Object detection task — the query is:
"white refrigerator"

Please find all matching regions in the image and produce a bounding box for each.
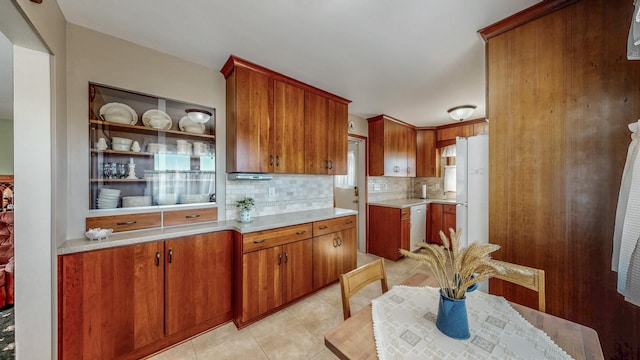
[456,134,489,250]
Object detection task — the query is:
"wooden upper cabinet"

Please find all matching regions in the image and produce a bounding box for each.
[330,100,348,175]
[225,65,273,173]
[221,55,351,175]
[437,123,473,142]
[417,129,437,177]
[368,115,416,177]
[305,93,348,175]
[274,81,305,173]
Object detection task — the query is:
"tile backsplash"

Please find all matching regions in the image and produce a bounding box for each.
[368,176,445,202]
[226,174,333,220]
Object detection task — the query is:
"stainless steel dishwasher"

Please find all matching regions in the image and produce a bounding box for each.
[410,204,427,251]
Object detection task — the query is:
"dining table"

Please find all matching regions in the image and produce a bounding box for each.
[324,272,604,360]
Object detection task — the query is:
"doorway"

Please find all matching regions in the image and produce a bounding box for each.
[334,136,366,252]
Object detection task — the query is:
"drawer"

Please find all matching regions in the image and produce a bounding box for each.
[163,207,218,227]
[313,215,357,237]
[86,212,161,233]
[400,208,410,220]
[243,223,313,253]
[443,204,457,215]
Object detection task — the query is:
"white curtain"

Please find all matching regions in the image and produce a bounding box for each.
[613,120,640,306]
[335,150,355,188]
[443,166,456,193]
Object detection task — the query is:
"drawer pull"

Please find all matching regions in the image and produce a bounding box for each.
[296,230,307,235]
[253,239,266,244]
[319,225,328,230]
[116,221,137,226]
[185,214,201,219]
[345,220,353,224]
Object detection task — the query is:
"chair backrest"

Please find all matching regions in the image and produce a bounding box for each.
[340,258,388,320]
[493,260,546,312]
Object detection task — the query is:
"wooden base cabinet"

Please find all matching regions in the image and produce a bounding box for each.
[428,203,456,244]
[312,215,357,289]
[58,232,233,360]
[234,223,314,327]
[368,206,410,261]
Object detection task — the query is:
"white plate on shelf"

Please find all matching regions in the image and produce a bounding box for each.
[99,102,138,125]
[142,110,172,130]
[178,116,206,134]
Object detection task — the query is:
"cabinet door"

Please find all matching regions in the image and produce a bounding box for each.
[406,126,417,177]
[283,239,313,302]
[228,66,274,173]
[329,99,349,175]
[368,205,403,261]
[313,232,342,289]
[384,120,407,176]
[429,203,444,244]
[165,232,233,335]
[241,246,284,322]
[417,130,437,177]
[305,92,331,174]
[442,204,457,236]
[274,81,305,174]
[59,242,164,359]
[337,227,357,275]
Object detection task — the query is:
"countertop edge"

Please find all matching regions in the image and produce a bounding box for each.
[368,198,457,208]
[58,208,357,255]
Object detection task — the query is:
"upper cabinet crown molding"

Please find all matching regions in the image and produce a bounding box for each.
[221,55,351,105]
[478,0,579,42]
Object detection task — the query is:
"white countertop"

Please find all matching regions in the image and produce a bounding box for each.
[58,207,357,255]
[368,198,456,208]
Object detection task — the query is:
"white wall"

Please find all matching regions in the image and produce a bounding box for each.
[0,119,13,174]
[13,45,52,360]
[66,24,226,239]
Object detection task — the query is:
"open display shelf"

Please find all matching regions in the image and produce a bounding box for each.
[89,83,216,211]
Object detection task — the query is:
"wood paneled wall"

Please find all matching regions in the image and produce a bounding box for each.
[486,0,640,358]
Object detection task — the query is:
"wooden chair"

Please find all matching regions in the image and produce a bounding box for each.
[493,260,546,312]
[340,258,388,320]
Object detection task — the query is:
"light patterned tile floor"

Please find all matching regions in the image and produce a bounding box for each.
[147,251,431,360]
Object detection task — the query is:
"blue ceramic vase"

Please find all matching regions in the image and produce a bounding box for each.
[435,290,470,340]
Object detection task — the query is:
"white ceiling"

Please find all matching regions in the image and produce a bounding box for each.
[55,0,538,126]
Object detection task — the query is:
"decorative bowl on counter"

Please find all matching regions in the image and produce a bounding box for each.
[85,228,113,241]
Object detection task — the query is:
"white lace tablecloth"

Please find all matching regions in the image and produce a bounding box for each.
[371,285,572,360]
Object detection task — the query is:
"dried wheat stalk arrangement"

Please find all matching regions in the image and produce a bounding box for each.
[400,228,523,300]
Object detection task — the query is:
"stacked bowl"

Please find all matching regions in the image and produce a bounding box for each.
[97,188,120,209]
[111,137,133,151]
[122,196,152,208]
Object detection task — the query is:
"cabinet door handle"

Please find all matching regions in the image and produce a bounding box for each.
[393,166,400,173]
[407,167,411,173]
[337,237,343,246]
[270,155,274,166]
[296,230,306,235]
[156,251,161,267]
[284,251,288,264]
[276,155,280,167]
[319,225,328,230]
[185,214,200,219]
[117,221,137,226]
[329,160,334,169]
[253,239,266,244]
[278,253,282,265]
[333,238,338,247]
[168,248,173,263]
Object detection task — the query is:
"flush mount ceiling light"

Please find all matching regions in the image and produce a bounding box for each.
[447,105,477,121]
[185,109,213,123]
